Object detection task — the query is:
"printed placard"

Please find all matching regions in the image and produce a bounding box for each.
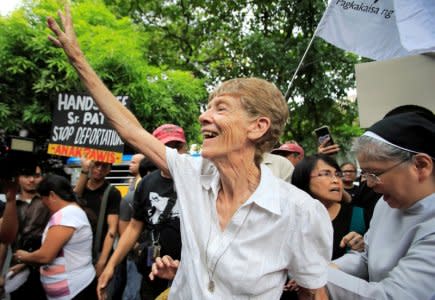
[48,93,129,163]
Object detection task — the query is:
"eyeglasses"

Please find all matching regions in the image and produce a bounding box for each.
[360,159,408,184]
[311,170,343,179]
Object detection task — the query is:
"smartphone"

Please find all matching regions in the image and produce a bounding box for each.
[314,125,334,147]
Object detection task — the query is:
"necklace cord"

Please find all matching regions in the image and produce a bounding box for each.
[205,203,254,291]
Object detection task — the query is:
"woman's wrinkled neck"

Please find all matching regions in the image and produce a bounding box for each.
[215,151,260,201]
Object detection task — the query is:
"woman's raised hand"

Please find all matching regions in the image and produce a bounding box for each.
[47,5,83,61]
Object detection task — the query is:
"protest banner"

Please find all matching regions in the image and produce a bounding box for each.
[47,93,129,163]
[285,0,435,99]
[316,0,435,61]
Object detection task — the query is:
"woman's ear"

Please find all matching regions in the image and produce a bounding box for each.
[413,154,433,182]
[49,190,57,200]
[248,117,271,141]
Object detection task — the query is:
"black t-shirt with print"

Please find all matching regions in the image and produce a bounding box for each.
[132,170,178,224]
[132,169,181,298]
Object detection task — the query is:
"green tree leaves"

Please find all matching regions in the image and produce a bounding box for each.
[0,0,205,147]
[1,0,364,157]
[106,0,363,154]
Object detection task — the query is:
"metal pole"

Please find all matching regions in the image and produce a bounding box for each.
[285,2,329,102]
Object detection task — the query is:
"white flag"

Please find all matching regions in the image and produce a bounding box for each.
[395,0,435,53]
[316,0,435,60]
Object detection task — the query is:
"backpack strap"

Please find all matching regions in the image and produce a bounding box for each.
[93,184,112,259]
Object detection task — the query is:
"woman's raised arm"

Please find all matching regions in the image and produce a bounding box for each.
[46,5,167,172]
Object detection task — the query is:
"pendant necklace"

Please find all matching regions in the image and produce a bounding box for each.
[205,203,253,293]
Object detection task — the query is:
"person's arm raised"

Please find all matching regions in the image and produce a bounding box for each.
[73,158,91,197]
[46,6,167,172]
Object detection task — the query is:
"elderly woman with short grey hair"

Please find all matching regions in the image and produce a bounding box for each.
[47,6,332,300]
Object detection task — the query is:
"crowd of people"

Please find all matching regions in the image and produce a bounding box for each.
[0,4,433,300]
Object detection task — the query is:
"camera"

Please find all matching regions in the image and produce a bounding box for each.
[0,132,37,181]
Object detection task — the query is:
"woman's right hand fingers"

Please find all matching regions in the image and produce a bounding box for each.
[340,232,364,251]
[47,5,82,59]
[149,255,179,281]
[47,16,63,47]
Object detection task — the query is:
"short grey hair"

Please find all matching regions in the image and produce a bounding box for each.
[351,135,413,162]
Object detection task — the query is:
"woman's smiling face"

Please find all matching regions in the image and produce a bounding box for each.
[358,157,415,209]
[199,94,254,160]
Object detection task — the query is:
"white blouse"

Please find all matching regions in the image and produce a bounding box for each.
[166,147,332,299]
